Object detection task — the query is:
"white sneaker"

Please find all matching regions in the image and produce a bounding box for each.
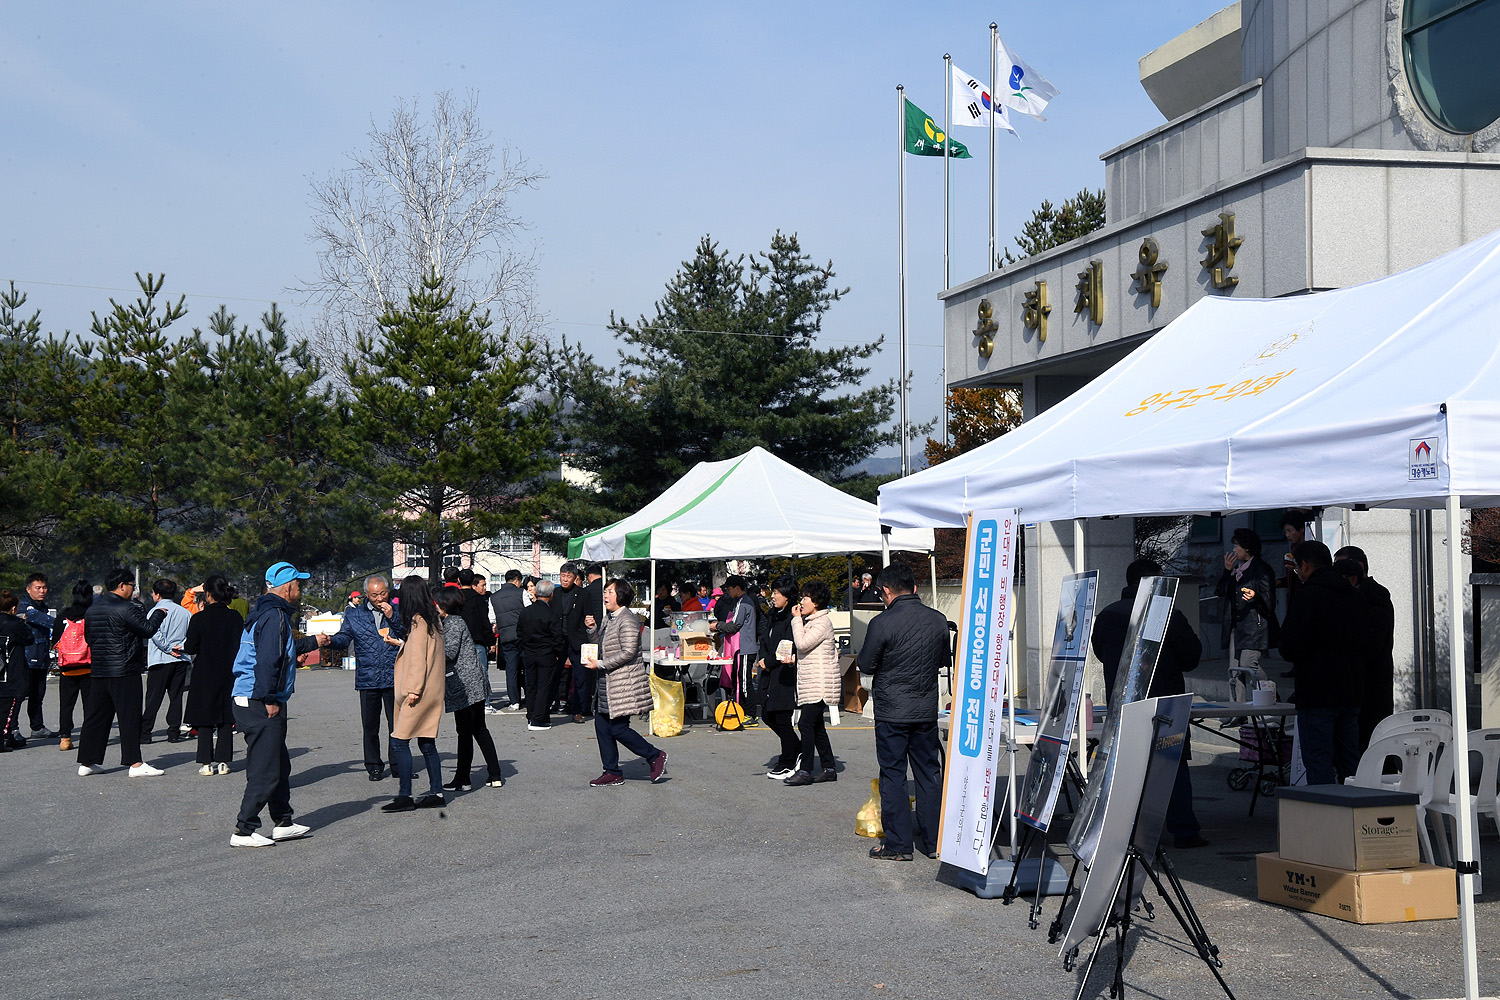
[128,762,164,777]
[216,762,231,775]
[271,822,311,841]
[229,831,276,848]
[198,764,215,776]
[485,705,503,716]
[77,764,104,776]
[766,767,796,780]
[527,723,549,731]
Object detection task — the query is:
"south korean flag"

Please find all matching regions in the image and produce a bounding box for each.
[950,61,1018,136]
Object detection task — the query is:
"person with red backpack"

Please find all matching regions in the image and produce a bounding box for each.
[49,580,94,752]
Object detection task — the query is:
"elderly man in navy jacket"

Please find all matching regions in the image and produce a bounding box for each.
[328,573,405,781]
[858,563,952,862]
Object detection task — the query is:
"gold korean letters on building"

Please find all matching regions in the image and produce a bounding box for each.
[1074,260,1104,326]
[1022,281,1051,342]
[1132,237,1169,308]
[974,298,998,358]
[1201,212,1243,290]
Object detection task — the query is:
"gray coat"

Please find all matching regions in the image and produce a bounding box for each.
[442,616,487,712]
[595,607,652,718]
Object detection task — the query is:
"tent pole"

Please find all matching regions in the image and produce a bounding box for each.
[1074,518,1088,778]
[847,556,854,610]
[882,526,891,568]
[930,552,939,605]
[649,559,657,675]
[1445,495,1479,1000]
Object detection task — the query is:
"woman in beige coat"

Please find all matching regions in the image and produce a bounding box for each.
[584,579,668,788]
[382,576,446,812]
[784,578,840,786]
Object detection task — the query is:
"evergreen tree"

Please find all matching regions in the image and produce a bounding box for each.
[345,273,560,586]
[555,232,896,528]
[999,188,1107,266]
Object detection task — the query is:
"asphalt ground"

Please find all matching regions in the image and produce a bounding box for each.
[2,669,1497,1000]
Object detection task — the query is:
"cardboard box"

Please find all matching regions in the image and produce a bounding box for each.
[1256,853,1456,924]
[1278,785,1420,871]
[678,632,713,660]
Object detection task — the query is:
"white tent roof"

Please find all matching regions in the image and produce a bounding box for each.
[880,226,1500,528]
[569,447,935,560]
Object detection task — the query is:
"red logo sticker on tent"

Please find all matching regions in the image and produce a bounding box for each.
[1409,438,1439,481]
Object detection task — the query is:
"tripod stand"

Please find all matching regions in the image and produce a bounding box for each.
[1002,756,1088,930]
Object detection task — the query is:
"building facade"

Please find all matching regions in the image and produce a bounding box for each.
[942,0,1500,719]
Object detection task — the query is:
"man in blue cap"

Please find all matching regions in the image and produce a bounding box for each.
[228,561,328,848]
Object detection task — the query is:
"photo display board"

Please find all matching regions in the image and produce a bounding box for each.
[1017,571,1099,833]
[1066,577,1179,868]
[936,508,1019,876]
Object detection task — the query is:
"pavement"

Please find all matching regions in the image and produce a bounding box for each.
[2,669,1498,1000]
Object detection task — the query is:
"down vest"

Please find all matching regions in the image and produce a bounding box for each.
[596,607,652,717]
[792,610,841,707]
[858,593,950,725]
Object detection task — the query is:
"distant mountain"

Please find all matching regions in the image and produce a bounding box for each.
[843,454,926,478]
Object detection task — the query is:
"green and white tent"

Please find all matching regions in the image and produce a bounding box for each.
[567,447,935,562]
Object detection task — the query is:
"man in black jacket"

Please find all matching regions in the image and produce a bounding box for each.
[1092,559,1207,848]
[519,579,566,731]
[490,569,526,711]
[1280,540,1366,784]
[567,563,604,721]
[551,562,582,716]
[857,563,951,861]
[78,567,166,777]
[1336,545,1395,752]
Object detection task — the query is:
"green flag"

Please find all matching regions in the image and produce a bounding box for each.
[904,98,970,158]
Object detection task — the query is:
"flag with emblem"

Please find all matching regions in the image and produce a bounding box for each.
[904,98,971,157]
[949,61,1018,136]
[995,34,1059,119]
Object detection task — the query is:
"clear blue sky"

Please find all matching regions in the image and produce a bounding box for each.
[2,1,1224,451]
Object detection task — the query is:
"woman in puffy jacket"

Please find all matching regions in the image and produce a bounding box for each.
[784,579,840,786]
[50,579,94,752]
[436,588,503,790]
[585,578,668,787]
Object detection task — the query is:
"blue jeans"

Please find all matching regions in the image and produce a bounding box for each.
[1299,706,1361,785]
[595,712,660,776]
[390,736,443,798]
[875,720,941,855]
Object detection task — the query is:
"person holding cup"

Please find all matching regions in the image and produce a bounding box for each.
[755,576,800,780]
[1215,527,1278,711]
[584,579,667,787]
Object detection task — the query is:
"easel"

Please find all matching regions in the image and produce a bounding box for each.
[1061,714,1235,1000]
[1001,755,1087,930]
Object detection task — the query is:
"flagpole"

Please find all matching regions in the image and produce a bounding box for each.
[943,53,952,449]
[989,22,998,272]
[897,84,909,479]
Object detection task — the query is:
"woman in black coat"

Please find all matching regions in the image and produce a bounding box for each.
[182,575,243,774]
[1215,526,1278,703]
[755,576,800,780]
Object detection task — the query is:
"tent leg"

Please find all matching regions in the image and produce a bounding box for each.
[1074,518,1088,779]
[649,560,657,668]
[930,552,939,606]
[1445,496,1480,1000]
[847,556,853,609]
[882,531,890,568]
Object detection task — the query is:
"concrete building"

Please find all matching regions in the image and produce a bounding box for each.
[941,0,1500,720]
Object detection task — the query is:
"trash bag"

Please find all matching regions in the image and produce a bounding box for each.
[855,778,883,839]
[649,671,685,738]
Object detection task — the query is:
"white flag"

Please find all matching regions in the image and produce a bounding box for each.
[950,61,1018,136]
[995,34,1059,118]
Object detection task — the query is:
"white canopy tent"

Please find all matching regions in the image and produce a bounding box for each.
[880,227,1500,1000]
[570,446,934,561]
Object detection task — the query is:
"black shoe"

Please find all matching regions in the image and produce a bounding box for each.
[1174,834,1210,849]
[381,796,415,813]
[869,845,912,861]
[414,794,446,809]
[813,766,838,783]
[166,734,184,744]
[367,769,385,782]
[783,770,814,786]
[140,734,154,745]
[442,777,469,790]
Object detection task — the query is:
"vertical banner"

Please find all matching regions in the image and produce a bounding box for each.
[937,508,1018,875]
[1017,571,1099,833]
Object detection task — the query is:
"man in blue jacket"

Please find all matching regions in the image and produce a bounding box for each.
[17,573,56,740]
[327,574,404,781]
[229,561,327,848]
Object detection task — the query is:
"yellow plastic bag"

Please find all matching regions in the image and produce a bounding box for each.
[855,778,883,839]
[648,671,685,738]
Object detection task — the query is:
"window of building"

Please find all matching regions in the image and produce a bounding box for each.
[404,530,463,570]
[1404,0,1500,134]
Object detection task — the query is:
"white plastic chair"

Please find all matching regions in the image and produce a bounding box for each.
[1427,732,1487,890]
[1471,729,1500,833]
[1368,710,1453,748]
[1346,731,1442,864]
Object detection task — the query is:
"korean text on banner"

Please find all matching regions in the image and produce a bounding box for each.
[937,508,1019,875]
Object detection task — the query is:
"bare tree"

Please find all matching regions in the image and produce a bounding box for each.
[299,91,545,361]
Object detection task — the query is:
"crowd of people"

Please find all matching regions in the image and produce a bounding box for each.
[0,557,950,862]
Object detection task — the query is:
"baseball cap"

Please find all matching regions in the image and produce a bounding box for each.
[265,561,311,587]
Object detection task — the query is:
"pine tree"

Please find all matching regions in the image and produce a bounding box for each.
[345,273,560,586]
[555,232,896,528]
